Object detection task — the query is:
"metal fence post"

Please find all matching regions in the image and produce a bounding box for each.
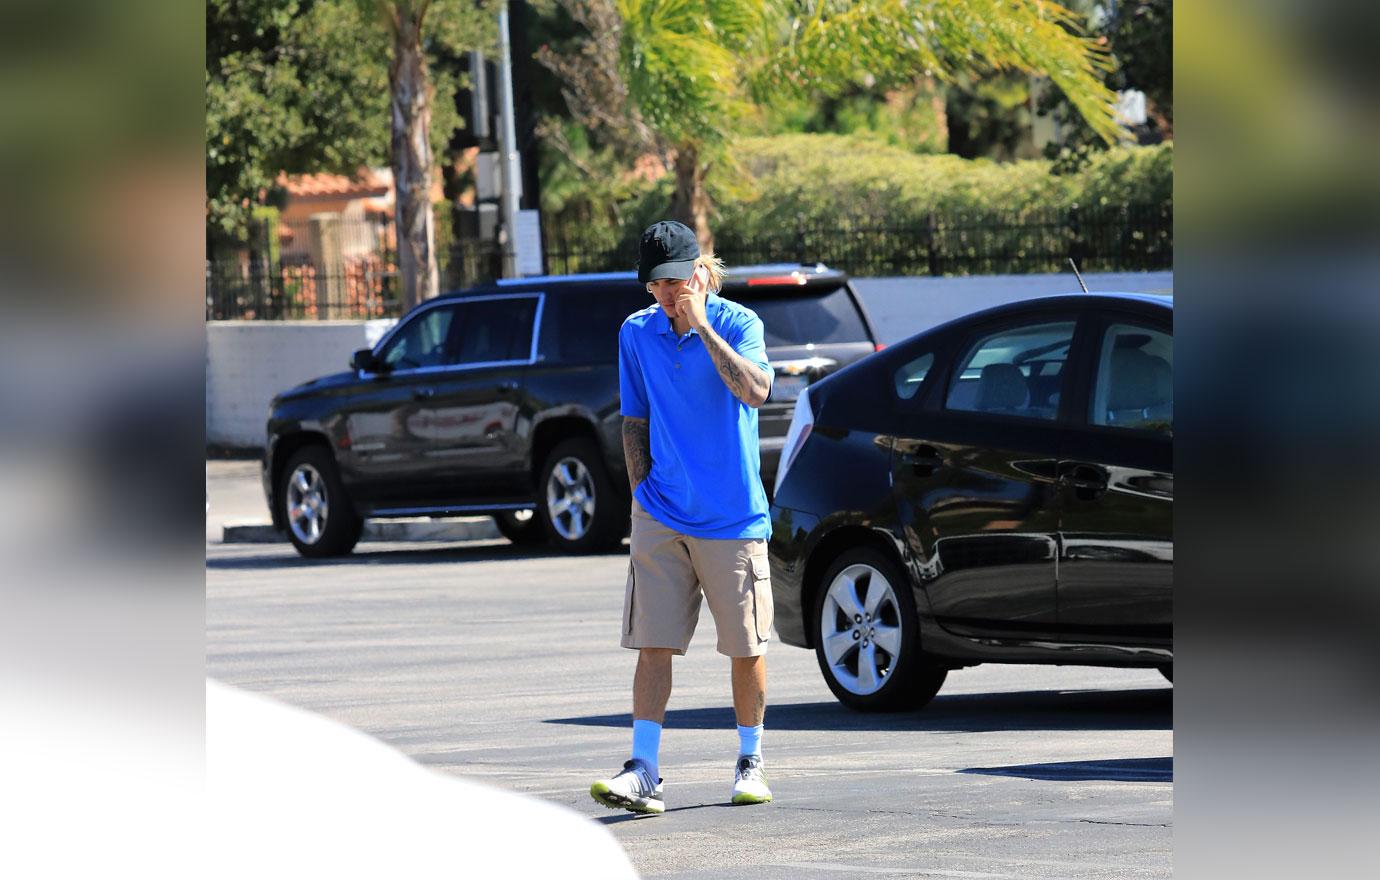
[1067,203,1084,272]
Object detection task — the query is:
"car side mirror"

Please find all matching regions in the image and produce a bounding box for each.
[351,348,385,373]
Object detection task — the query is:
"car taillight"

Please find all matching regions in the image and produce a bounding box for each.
[874,342,886,352]
[774,388,815,496]
[747,274,808,286]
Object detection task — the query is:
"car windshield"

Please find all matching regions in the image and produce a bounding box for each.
[733,285,869,346]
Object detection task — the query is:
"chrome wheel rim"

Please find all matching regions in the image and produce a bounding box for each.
[286,464,329,545]
[820,563,904,696]
[546,456,595,541]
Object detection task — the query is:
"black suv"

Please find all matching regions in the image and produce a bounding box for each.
[264,264,880,556]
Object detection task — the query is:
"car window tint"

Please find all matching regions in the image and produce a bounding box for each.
[448,297,538,365]
[1089,323,1172,432]
[945,320,1075,421]
[894,352,934,400]
[735,285,869,345]
[380,305,456,370]
[541,288,651,363]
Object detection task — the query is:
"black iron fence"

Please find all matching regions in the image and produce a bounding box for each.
[207,202,1170,320]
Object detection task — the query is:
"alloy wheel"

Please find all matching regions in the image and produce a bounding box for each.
[286,463,329,545]
[545,456,596,541]
[819,563,904,696]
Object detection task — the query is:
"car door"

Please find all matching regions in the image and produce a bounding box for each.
[889,313,1082,640]
[343,301,460,505]
[1054,311,1173,643]
[425,294,542,501]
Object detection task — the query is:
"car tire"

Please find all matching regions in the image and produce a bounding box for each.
[1159,664,1173,683]
[537,438,628,553]
[279,446,363,558]
[812,547,947,712]
[493,509,544,545]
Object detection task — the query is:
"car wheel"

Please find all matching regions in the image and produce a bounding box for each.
[812,547,947,712]
[537,438,627,553]
[279,446,362,558]
[1159,664,1173,683]
[493,509,544,545]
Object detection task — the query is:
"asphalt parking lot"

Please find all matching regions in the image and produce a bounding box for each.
[207,511,1172,879]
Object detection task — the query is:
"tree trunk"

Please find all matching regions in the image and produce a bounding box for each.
[389,13,440,311]
[669,146,713,253]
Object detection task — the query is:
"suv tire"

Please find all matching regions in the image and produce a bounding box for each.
[279,446,363,558]
[493,509,544,545]
[813,547,946,712]
[537,438,627,553]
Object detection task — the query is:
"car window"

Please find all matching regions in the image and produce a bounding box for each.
[945,320,1075,421]
[448,296,539,366]
[379,305,456,370]
[539,288,650,363]
[1089,323,1172,432]
[735,285,869,345]
[893,352,934,401]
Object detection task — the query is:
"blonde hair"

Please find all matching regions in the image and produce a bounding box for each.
[644,251,728,293]
[694,252,727,293]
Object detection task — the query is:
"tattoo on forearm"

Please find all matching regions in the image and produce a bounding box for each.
[700,327,771,407]
[622,416,652,493]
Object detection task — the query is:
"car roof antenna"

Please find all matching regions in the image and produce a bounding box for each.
[1068,258,1089,293]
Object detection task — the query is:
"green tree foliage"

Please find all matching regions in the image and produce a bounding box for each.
[1112,0,1172,127]
[1039,0,1173,171]
[760,80,947,155]
[206,0,480,244]
[540,0,1123,249]
[543,132,1170,271]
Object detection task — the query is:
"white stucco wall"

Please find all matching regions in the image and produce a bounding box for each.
[206,319,395,448]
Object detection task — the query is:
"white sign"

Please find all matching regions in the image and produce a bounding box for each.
[1115,89,1147,126]
[515,209,544,277]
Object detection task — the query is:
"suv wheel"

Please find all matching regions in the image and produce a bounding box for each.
[493,509,544,545]
[813,547,946,712]
[537,438,627,553]
[279,446,362,558]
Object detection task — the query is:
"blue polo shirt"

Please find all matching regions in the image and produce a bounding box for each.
[619,293,773,539]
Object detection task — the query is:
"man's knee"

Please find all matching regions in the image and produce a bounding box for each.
[639,647,675,665]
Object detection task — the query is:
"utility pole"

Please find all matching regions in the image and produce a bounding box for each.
[496,3,522,278]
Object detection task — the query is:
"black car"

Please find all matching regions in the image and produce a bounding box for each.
[768,293,1172,711]
[264,264,880,557]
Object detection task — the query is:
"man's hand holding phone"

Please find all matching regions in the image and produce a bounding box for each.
[677,265,710,331]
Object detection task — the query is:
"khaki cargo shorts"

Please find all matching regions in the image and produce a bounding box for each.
[620,498,773,657]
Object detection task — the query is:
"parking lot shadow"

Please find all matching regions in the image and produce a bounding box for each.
[959,756,1172,782]
[206,541,627,570]
[546,687,1171,733]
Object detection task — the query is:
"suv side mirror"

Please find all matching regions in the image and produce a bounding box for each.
[351,348,385,373]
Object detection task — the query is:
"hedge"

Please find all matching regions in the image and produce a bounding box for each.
[541,135,1173,275]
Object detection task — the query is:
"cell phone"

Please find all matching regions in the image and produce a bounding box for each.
[686,264,708,293]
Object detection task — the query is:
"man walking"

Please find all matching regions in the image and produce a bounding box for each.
[589,220,775,814]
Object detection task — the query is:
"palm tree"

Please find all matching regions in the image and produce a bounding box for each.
[361,1,497,309]
[605,0,1120,251]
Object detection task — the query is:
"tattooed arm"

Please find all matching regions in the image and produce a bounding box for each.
[698,325,772,408]
[622,416,652,493]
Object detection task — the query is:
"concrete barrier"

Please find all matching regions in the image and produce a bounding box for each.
[206,319,395,447]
